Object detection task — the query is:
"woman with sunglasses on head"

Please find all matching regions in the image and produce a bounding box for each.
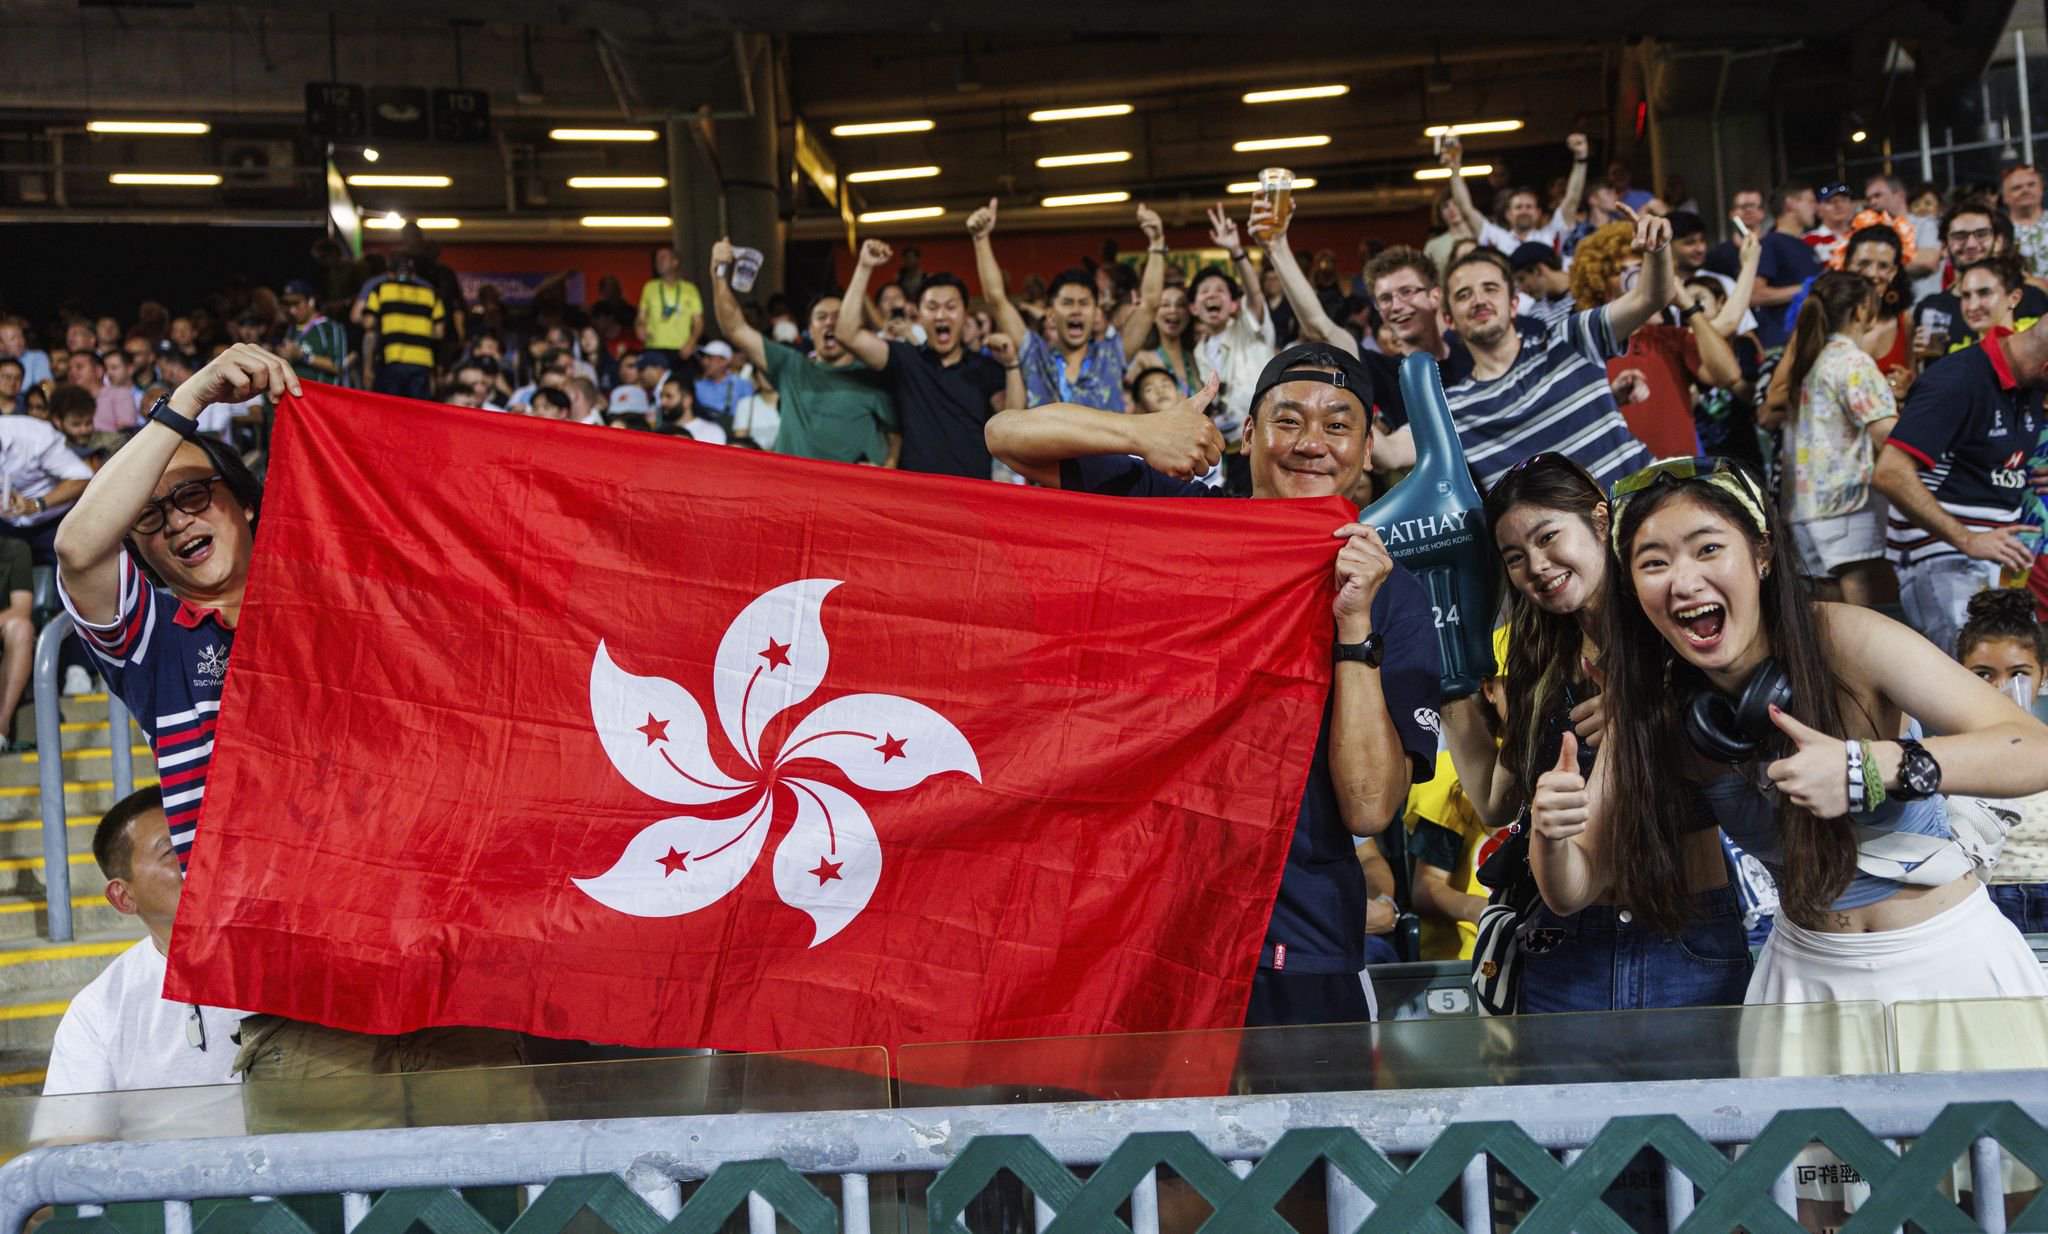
[1533,454,2048,998]
[1443,452,1751,1013]
[53,343,296,873]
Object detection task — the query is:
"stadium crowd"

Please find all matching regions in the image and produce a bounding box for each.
[8,132,2048,1223]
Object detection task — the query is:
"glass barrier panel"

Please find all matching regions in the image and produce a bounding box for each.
[0,1044,890,1156]
[894,1002,1894,1107]
[1891,996,2048,1074]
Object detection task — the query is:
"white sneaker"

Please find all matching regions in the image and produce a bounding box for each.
[61,666,92,697]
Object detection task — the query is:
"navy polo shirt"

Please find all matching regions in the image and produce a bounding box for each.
[60,552,231,870]
[1060,454,1444,973]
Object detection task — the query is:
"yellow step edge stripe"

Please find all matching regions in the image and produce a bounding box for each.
[0,1001,68,1022]
[0,818,95,835]
[0,941,128,967]
[0,853,96,873]
[21,746,154,765]
[0,1069,47,1088]
[0,780,159,799]
[0,894,102,916]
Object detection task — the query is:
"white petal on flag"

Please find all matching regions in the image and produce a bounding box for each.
[590,642,751,806]
[777,693,982,792]
[772,778,881,947]
[573,796,772,918]
[712,578,842,768]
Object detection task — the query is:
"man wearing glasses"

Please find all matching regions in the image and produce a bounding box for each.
[1913,201,2048,364]
[277,279,350,388]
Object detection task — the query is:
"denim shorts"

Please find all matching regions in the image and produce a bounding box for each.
[1989,882,2048,935]
[1518,883,1754,1014]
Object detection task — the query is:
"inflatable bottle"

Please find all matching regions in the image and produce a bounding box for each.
[1359,353,1499,700]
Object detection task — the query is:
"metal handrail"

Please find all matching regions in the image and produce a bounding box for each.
[32,614,133,943]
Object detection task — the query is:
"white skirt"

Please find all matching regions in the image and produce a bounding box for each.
[1740,884,2048,1205]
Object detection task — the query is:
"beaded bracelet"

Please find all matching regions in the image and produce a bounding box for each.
[1846,740,1866,812]
[1860,740,1886,810]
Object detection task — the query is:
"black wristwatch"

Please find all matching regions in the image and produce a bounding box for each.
[1680,301,1707,319]
[1334,633,1384,668]
[1892,738,1942,801]
[145,394,201,441]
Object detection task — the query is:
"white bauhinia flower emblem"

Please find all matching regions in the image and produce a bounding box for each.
[576,579,981,945]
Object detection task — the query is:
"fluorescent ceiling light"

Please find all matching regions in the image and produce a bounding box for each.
[580,215,673,228]
[1414,164,1493,180]
[363,214,406,229]
[416,218,460,229]
[550,128,658,142]
[1036,151,1131,168]
[1226,177,1318,193]
[566,176,669,189]
[830,120,934,136]
[1242,85,1349,104]
[1042,191,1130,208]
[857,206,947,222]
[1423,120,1526,137]
[846,166,941,183]
[87,120,210,135]
[1028,104,1133,122]
[108,172,221,186]
[346,174,452,188]
[1232,135,1331,152]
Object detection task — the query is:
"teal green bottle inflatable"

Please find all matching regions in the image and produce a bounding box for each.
[1360,353,1499,700]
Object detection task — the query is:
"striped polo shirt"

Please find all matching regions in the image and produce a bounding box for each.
[1884,326,2042,569]
[364,276,445,369]
[1443,306,1653,492]
[59,553,230,870]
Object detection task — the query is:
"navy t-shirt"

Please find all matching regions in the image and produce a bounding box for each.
[1883,331,2042,568]
[1754,232,1820,349]
[1060,454,1445,973]
[882,340,1006,479]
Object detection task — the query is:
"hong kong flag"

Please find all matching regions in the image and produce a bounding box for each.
[165,387,1341,1053]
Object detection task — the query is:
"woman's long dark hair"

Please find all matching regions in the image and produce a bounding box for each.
[1483,455,1608,793]
[124,434,264,590]
[1601,472,1858,932]
[1784,271,1876,402]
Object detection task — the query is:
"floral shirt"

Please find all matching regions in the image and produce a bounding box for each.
[1789,334,1896,521]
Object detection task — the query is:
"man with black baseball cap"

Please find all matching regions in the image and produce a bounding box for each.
[1509,242,1574,330]
[278,280,348,387]
[988,342,1442,1027]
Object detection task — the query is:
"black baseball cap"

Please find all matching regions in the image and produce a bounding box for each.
[1509,241,1562,273]
[282,278,316,300]
[1248,342,1374,421]
[1818,182,1853,201]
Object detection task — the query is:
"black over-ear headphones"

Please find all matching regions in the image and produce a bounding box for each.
[1683,658,1792,763]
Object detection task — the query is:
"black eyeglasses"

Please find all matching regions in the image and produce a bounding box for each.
[133,474,223,536]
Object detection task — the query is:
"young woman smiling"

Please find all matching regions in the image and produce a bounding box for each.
[1532,456,2048,1004]
[1442,454,1750,1013]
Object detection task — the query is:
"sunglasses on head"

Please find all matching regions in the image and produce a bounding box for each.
[1607,456,1767,552]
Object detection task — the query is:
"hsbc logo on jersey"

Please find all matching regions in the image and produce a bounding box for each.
[1992,450,2029,489]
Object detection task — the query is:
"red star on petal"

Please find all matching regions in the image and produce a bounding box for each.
[637,714,670,745]
[760,639,792,670]
[809,857,843,884]
[875,734,908,762]
[657,847,690,877]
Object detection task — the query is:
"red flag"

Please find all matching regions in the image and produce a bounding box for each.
[165,387,1342,1053]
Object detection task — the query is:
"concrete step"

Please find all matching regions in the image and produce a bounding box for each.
[0,745,159,790]
[0,778,162,825]
[0,895,128,943]
[0,816,95,861]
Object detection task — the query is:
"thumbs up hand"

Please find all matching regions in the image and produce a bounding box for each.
[1530,731,1591,841]
[1763,705,1850,817]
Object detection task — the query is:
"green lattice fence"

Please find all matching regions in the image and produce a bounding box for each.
[30,1100,2048,1234]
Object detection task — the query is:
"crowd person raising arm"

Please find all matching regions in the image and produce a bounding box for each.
[1443,131,1591,256]
[1192,202,1276,492]
[709,237,899,467]
[968,198,1164,410]
[837,239,1022,479]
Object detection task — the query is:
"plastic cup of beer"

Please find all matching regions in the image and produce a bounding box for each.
[731,246,766,294]
[1255,167,1295,241]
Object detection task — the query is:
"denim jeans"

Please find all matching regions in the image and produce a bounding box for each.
[1518,884,1754,1013]
[1897,555,1998,657]
[1988,881,2048,934]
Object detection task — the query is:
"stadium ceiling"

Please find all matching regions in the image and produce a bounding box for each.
[0,0,2015,231]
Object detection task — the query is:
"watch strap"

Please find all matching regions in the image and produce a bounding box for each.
[1892,737,1940,801]
[145,394,201,441]
[1334,633,1383,668]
